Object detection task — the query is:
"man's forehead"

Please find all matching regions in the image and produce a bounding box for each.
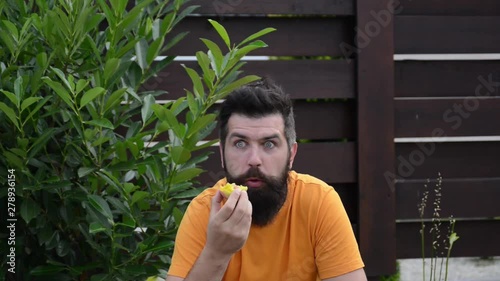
[227,113,285,135]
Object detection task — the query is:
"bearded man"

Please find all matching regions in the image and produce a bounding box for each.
[166,79,367,281]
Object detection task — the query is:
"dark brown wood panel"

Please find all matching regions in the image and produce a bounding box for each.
[144,60,356,100]
[397,220,500,258]
[395,142,500,180]
[398,0,500,16]
[395,61,500,98]
[357,0,396,276]
[166,16,355,56]
[190,0,354,16]
[195,142,357,186]
[395,98,500,137]
[396,178,500,219]
[330,183,359,223]
[395,16,500,54]
[294,100,355,140]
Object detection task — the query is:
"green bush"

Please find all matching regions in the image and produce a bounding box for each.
[0,0,274,279]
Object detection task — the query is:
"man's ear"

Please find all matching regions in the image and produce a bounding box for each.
[289,142,298,169]
[219,142,224,168]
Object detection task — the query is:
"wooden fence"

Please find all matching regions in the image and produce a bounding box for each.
[153,0,500,279]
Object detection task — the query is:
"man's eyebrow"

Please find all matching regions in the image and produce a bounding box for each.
[262,134,280,141]
[228,133,281,141]
[228,132,248,139]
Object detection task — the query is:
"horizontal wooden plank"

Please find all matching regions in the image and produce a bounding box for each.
[395,61,500,98]
[394,142,500,179]
[145,60,355,100]
[394,98,500,137]
[166,17,355,56]
[189,0,354,15]
[398,0,500,16]
[395,16,500,53]
[195,142,357,186]
[397,220,500,258]
[294,100,355,140]
[396,178,500,219]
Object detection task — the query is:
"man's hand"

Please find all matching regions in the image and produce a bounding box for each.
[166,188,253,281]
[205,188,253,258]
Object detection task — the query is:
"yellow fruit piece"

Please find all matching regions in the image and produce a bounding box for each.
[220,183,248,197]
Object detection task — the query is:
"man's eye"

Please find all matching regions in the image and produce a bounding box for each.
[264,141,275,149]
[235,141,246,148]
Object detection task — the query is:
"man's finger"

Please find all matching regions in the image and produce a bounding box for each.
[210,190,224,217]
[216,190,242,222]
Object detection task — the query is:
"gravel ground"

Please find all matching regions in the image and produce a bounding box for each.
[399,257,500,281]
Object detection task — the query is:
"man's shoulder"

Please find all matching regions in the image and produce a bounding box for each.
[290,171,332,191]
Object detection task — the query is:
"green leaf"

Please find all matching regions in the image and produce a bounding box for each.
[89,221,107,234]
[131,191,149,206]
[135,38,148,71]
[106,196,132,216]
[200,38,223,76]
[43,78,74,109]
[170,146,191,164]
[147,37,164,65]
[14,76,23,103]
[172,168,204,184]
[78,167,96,178]
[4,151,23,169]
[172,207,184,226]
[103,58,121,84]
[27,128,56,158]
[171,187,203,199]
[1,90,18,108]
[85,118,114,129]
[218,75,260,98]
[183,65,204,98]
[30,265,65,276]
[145,240,174,253]
[141,94,155,125]
[0,102,19,129]
[20,198,42,224]
[186,91,198,117]
[196,51,214,87]
[50,67,74,94]
[162,31,189,52]
[208,19,230,50]
[188,114,216,138]
[23,96,51,125]
[20,97,42,112]
[87,195,114,224]
[0,24,16,54]
[237,27,276,48]
[104,88,127,113]
[75,79,89,95]
[2,20,18,40]
[10,148,26,158]
[80,87,105,109]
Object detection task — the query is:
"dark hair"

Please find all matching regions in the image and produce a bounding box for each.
[218,78,296,148]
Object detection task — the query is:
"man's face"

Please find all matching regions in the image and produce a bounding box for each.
[220,113,297,226]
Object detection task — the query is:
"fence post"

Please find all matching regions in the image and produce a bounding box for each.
[356,0,396,277]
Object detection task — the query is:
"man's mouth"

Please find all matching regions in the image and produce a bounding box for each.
[245,178,263,188]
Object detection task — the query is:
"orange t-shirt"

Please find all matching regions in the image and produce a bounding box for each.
[168,171,364,280]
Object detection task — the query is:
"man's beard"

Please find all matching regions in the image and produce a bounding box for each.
[225,163,290,227]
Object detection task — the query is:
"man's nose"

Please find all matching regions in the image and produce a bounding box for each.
[247,147,262,167]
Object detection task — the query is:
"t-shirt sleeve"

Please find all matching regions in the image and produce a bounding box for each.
[168,194,211,278]
[314,187,365,279]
